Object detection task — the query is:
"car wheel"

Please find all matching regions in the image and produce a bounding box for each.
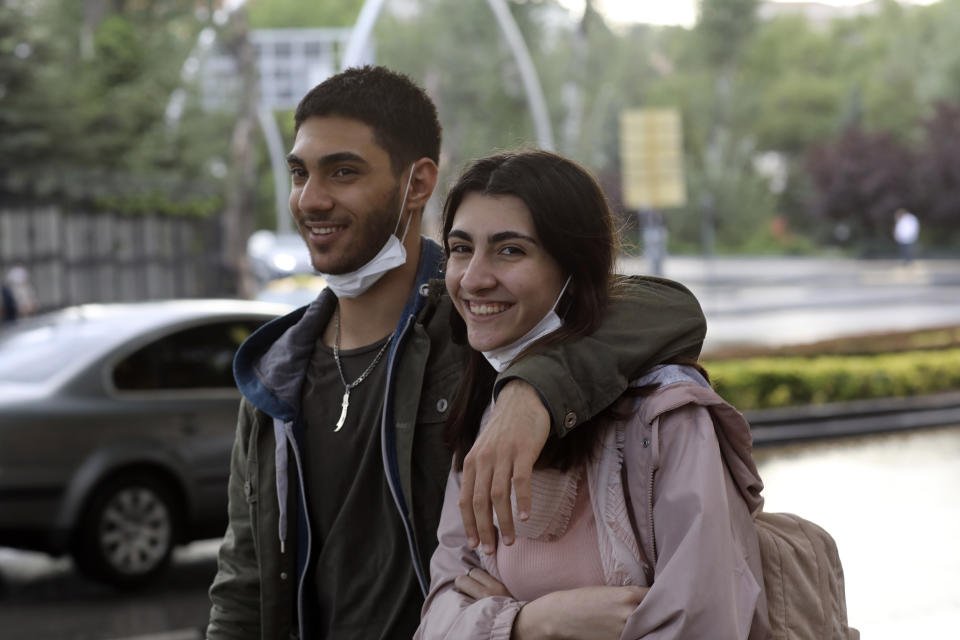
[72,472,181,587]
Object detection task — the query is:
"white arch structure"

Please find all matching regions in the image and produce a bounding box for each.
[341,0,555,151]
[256,0,555,232]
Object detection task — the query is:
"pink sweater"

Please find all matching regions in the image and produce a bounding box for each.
[495,467,606,602]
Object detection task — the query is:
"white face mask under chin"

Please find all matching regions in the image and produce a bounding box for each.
[481,276,572,373]
[321,164,416,299]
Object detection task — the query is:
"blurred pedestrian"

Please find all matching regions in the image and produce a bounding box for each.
[893,208,919,264]
[642,209,668,276]
[5,264,37,317]
[0,281,17,324]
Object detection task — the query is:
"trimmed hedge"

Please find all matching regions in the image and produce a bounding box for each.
[705,348,960,410]
[704,325,960,360]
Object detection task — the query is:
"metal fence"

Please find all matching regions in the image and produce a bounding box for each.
[0,204,231,313]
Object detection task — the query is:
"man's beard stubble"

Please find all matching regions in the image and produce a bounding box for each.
[312,182,404,276]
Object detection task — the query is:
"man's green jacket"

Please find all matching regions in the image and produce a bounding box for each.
[206,238,706,639]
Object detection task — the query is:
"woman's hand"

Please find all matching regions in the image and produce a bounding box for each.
[454,568,513,600]
[511,585,650,640]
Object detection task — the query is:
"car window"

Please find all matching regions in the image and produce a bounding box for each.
[0,314,118,383]
[112,320,263,391]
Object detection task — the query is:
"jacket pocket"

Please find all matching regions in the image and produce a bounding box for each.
[414,365,460,478]
[411,365,461,562]
[243,414,262,560]
[244,415,260,505]
[415,366,459,426]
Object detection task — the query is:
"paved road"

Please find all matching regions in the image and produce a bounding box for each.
[0,542,217,640]
[618,256,960,352]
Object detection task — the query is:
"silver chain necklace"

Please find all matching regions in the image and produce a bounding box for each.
[332,308,393,432]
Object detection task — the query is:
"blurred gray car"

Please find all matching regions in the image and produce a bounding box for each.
[0,299,288,586]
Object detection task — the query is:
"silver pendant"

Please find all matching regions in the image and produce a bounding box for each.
[334,389,350,432]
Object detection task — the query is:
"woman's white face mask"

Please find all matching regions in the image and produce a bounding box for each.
[481,275,571,373]
[321,164,416,298]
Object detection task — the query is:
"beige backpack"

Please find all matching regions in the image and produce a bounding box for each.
[622,465,860,638]
[754,511,860,640]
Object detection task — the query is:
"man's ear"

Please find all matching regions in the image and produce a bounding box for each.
[404,157,439,211]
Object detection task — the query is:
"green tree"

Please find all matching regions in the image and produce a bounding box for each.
[687,0,766,254]
[739,16,844,154]
[0,0,232,215]
[246,0,361,28]
[696,0,758,69]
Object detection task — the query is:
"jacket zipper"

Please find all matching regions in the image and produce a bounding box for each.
[380,314,430,595]
[284,421,312,640]
[647,465,658,563]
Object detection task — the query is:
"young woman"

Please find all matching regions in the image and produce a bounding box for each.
[415,150,771,640]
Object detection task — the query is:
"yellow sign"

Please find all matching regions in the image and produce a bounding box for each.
[619,109,686,209]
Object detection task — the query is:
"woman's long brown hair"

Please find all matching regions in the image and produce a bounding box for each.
[442,150,617,472]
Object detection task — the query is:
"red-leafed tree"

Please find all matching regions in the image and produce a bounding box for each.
[806,128,914,248]
[914,102,960,244]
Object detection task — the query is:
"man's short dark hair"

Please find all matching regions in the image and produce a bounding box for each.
[294,65,442,175]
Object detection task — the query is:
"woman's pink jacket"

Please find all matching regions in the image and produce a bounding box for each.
[415,365,772,640]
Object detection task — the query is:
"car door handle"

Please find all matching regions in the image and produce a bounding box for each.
[179,415,200,436]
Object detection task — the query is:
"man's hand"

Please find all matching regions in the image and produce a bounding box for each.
[458,380,551,554]
[454,568,512,600]
[512,585,649,640]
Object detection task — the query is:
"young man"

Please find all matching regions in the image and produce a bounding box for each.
[206,66,706,639]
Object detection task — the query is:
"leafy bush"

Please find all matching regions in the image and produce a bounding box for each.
[705,348,960,410]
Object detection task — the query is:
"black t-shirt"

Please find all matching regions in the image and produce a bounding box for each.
[300,334,422,639]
